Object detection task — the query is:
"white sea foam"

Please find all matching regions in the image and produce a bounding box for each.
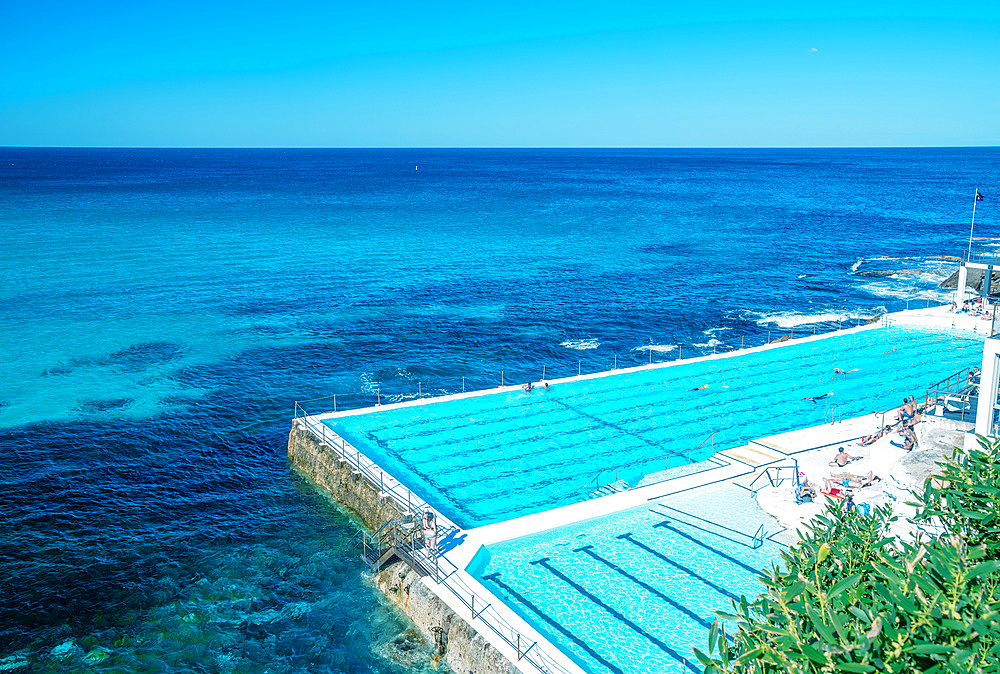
[753,311,856,328]
[693,338,723,348]
[858,281,953,303]
[359,372,380,395]
[632,344,677,353]
[560,338,600,350]
[702,326,731,335]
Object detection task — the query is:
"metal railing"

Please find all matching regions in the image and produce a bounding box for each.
[291,305,899,418]
[653,503,771,550]
[924,366,979,423]
[582,432,717,492]
[736,460,800,496]
[293,405,576,674]
[824,404,842,425]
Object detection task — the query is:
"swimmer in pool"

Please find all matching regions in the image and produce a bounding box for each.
[834,368,858,375]
[805,391,834,403]
[691,384,710,391]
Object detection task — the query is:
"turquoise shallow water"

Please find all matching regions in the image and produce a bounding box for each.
[327,325,982,528]
[474,483,784,674]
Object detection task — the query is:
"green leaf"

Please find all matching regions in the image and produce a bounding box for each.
[801,643,828,665]
[905,644,954,655]
[838,664,876,673]
[967,560,1000,580]
[828,574,862,601]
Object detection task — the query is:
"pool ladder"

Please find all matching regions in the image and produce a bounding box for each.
[825,404,842,424]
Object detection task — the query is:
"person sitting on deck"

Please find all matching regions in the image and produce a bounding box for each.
[829,447,858,467]
[796,478,817,504]
[845,493,871,516]
[901,426,918,452]
[896,397,915,423]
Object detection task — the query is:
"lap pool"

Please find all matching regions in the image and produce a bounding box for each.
[323,325,982,528]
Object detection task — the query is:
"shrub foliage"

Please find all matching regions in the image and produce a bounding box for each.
[696,437,1000,673]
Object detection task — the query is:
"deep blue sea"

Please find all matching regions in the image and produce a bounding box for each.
[1,147,998,672]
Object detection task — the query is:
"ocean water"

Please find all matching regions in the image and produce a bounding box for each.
[1,147,998,672]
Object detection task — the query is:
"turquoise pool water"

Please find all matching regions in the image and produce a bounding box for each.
[473,483,784,673]
[325,326,982,528]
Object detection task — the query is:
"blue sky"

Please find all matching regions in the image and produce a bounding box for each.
[1,1,997,147]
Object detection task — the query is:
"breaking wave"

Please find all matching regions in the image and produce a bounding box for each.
[560,338,600,351]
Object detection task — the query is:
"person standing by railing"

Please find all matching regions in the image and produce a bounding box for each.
[422,511,438,555]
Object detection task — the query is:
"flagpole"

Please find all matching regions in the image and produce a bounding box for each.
[967,187,979,262]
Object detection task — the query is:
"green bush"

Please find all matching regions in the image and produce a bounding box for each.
[696,437,1000,673]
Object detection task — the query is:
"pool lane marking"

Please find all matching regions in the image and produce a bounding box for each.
[615,533,739,602]
[482,572,625,674]
[528,558,701,673]
[548,398,672,453]
[572,544,715,629]
[653,522,765,577]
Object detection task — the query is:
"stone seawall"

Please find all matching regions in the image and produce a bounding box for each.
[287,421,519,674]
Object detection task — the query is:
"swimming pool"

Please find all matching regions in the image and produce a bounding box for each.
[472,482,785,673]
[324,326,982,528]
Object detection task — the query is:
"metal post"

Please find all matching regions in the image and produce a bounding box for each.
[614,355,617,370]
[462,376,465,392]
[517,635,521,661]
[767,330,770,344]
[471,595,475,620]
[649,348,652,364]
[418,382,421,397]
[501,371,504,387]
[542,364,545,381]
[333,394,336,412]
[377,388,381,405]
[741,336,744,348]
[790,328,793,339]
[578,360,581,376]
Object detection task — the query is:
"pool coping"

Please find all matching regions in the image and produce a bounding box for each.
[295,304,985,674]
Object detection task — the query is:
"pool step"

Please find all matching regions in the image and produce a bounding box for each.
[718,442,786,466]
[589,479,630,498]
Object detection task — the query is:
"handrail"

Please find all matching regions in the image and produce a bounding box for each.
[294,405,575,674]
[824,405,842,424]
[740,462,799,495]
[581,431,717,491]
[924,365,979,423]
[653,503,771,550]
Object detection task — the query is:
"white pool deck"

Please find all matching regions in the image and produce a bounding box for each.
[299,303,987,674]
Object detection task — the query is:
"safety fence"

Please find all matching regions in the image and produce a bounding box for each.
[293,306,894,419]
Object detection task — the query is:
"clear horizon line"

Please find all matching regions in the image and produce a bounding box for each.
[1,144,999,150]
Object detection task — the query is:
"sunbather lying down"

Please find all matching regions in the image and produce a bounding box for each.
[823,471,881,491]
[859,426,893,446]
